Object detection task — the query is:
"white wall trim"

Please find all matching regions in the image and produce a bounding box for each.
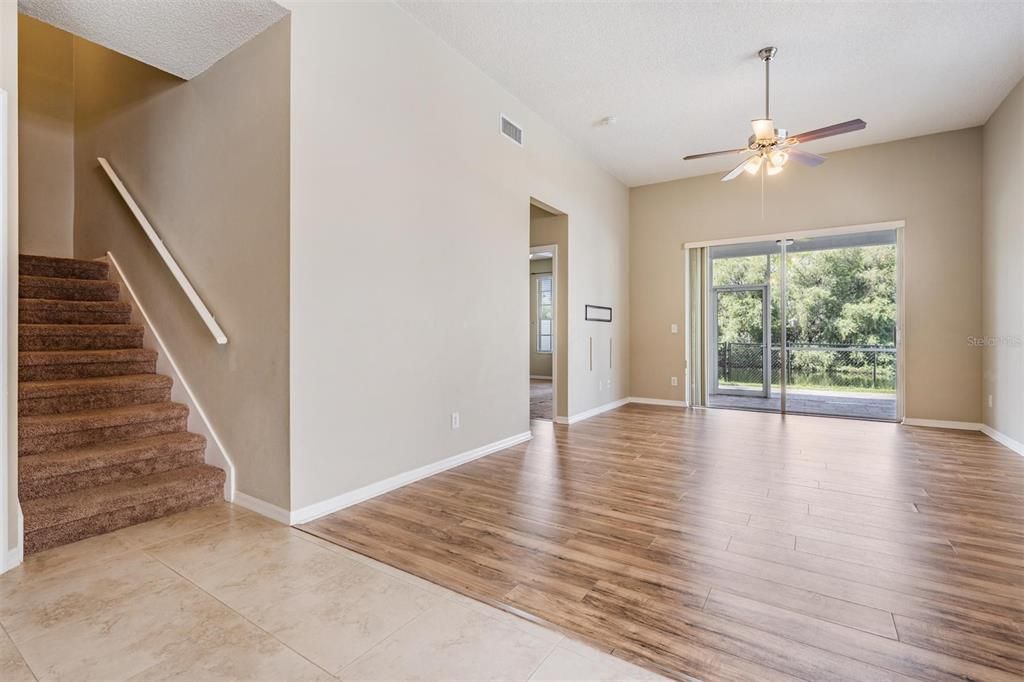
[901,418,1023,456]
[1,509,22,575]
[4,544,22,572]
[683,220,906,249]
[530,242,561,421]
[554,397,629,425]
[289,430,533,525]
[629,397,689,407]
[0,88,18,574]
[980,424,1024,456]
[902,418,983,430]
[234,491,291,524]
[103,252,236,501]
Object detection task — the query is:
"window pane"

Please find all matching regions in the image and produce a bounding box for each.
[535,275,554,353]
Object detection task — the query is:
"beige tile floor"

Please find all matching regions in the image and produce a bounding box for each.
[0,503,666,681]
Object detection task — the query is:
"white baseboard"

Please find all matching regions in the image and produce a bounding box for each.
[0,509,23,574]
[289,430,533,525]
[3,544,22,574]
[901,418,983,430]
[552,397,688,425]
[234,491,291,524]
[554,398,630,425]
[529,375,553,380]
[898,418,1022,456]
[980,424,1024,456]
[629,397,688,408]
[104,252,236,501]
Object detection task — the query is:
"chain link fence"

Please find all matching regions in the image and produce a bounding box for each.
[717,342,896,392]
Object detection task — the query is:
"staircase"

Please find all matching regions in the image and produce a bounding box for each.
[18,254,225,555]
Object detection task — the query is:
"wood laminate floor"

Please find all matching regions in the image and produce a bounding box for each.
[300,405,1024,682]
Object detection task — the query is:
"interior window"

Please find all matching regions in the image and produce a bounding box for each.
[536,275,553,353]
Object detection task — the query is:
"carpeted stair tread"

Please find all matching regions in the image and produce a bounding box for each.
[19,275,120,302]
[19,348,157,367]
[20,298,132,324]
[18,348,159,381]
[20,432,206,488]
[19,373,171,399]
[20,400,188,436]
[18,373,173,416]
[22,464,225,536]
[19,323,144,351]
[19,254,109,281]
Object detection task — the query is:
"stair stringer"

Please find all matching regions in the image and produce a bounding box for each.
[101,252,235,501]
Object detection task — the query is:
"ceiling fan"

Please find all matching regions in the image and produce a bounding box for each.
[684,47,866,181]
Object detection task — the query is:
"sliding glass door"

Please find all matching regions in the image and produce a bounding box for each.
[706,240,782,413]
[696,227,899,421]
[711,286,770,397]
[783,230,898,420]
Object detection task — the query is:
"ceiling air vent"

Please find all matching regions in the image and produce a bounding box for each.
[500,114,523,146]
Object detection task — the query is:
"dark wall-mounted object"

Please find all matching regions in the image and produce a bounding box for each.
[585,305,612,322]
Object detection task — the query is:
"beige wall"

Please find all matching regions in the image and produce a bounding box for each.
[529,257,553,378]
[2,0,20,559]
[981,78,1023,444]
[531,215,568,417]
[72,18,291,508]
[18,16,73,257]
[283,1,629,511]
[630,128,983,423]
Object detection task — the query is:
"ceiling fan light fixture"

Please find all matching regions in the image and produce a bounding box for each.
[751,118,775,142]
[684,46,867,195]
[743,155,764,175]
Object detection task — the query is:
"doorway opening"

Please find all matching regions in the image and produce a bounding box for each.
[688,223,902,421]
[529,200,566,424]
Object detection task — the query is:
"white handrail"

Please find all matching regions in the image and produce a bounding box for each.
[97,157,228,345]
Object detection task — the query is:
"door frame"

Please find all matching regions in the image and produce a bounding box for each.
[530,243,558,422]
[684,219,905,422]
[709,284,770,398]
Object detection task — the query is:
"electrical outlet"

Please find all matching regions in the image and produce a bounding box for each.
[988,394,993,408]
[670,377,678,387]
[451,412,460,429]
[670,323,679,334]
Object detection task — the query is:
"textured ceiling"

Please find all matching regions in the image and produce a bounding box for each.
[19,0,288,80]
[400,1,1024,187]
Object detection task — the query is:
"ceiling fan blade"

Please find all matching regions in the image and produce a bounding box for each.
[788,148,826,167]
[788,118,866,144]
[684,147,748,161]
[721,156,754,182]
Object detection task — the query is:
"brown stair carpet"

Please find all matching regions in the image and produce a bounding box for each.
[20,348,159,381]
[20,323,144,351]
[20,275,121,301]
[20,299,133,325]
[18,254,224,555]
[19,374,173,416]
